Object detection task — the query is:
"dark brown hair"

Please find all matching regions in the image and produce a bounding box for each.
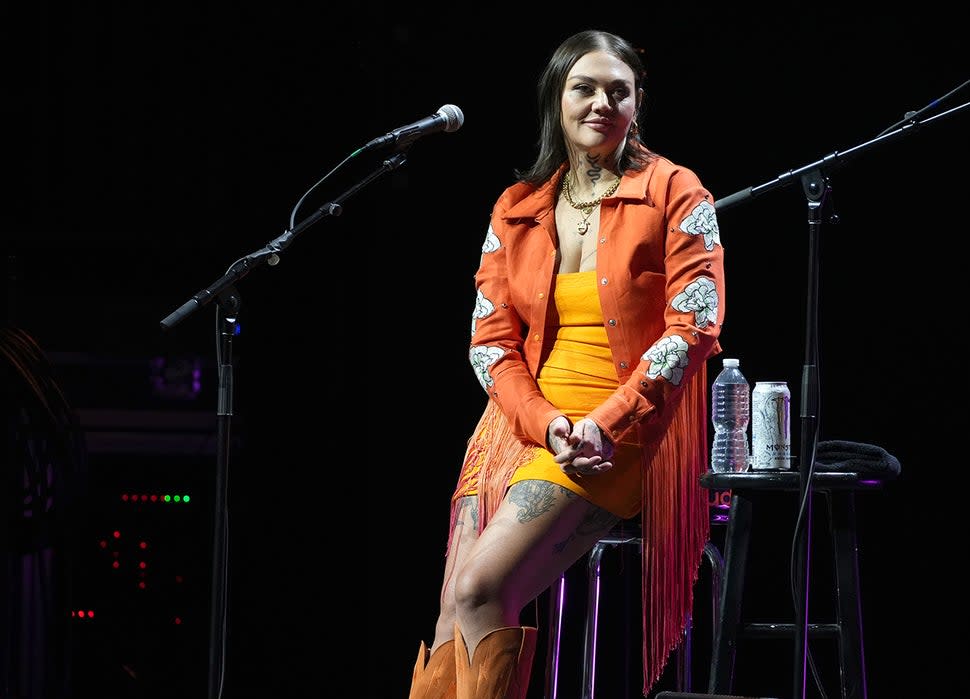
[514,29,654,186]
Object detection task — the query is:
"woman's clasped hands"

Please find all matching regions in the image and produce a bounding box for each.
[548,416,615,476]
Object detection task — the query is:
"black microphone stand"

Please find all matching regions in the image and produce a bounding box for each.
[714,97,969,699]
[159,150,409,699]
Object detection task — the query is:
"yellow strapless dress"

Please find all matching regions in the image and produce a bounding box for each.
[457,271,643,519]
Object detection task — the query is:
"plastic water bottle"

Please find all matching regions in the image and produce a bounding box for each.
[710,357,750,473]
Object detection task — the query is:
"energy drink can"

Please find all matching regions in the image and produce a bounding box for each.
[751,381,791,471]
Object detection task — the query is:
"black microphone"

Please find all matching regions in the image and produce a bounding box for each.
[360,104,464,153]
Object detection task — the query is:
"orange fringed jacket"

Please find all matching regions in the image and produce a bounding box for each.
[458,150,726,695]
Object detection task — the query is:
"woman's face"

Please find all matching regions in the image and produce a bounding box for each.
[560,50,639,160]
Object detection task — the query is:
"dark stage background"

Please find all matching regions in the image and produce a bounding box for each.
[3,4,968,699]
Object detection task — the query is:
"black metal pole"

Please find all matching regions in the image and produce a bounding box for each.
[792,170,826,699]
[207,297,239,699]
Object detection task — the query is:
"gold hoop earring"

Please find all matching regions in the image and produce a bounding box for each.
[629,121,640,137]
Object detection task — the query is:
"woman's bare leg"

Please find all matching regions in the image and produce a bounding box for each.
[429,495,480,653]
[453,480,619,658]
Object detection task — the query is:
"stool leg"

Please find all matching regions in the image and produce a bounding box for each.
[675,614,693,692]
[704,540,725,647]
[581,541,609,699]
[673,539,725,693]
[827,491,868,699]
[708,492,753,695]
[544,572,567,699]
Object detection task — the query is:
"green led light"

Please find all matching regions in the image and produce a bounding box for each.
[182,495,191,503]
[174,495,181,502]
[164,495,171,502]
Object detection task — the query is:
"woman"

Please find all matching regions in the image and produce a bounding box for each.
[409,29,725,699]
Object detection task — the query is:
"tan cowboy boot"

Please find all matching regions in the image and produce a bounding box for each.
[408,639,457,699]
[454,624,537,699]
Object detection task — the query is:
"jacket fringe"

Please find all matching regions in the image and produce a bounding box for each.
[447,398,535,551]
[638,363,709,694]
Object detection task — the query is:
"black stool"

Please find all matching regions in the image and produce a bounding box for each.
[545,516,724,698]
[699,470,895,699]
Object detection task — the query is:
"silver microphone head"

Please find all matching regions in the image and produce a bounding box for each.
[437,104,464,133]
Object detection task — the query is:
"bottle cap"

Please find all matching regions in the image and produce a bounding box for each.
[722,358,739,367]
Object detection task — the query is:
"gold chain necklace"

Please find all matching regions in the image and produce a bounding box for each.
[561,173,621,234]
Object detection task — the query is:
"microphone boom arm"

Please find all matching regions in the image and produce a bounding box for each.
[715,99,970,211]
[159,151,409,331]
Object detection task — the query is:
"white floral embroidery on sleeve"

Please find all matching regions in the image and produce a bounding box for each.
[471,289,496,337]
[469,345,506,390]
[671,277,718,328]
[482,225,500,254]
[679,200,721,251]
[640,335,690,386]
